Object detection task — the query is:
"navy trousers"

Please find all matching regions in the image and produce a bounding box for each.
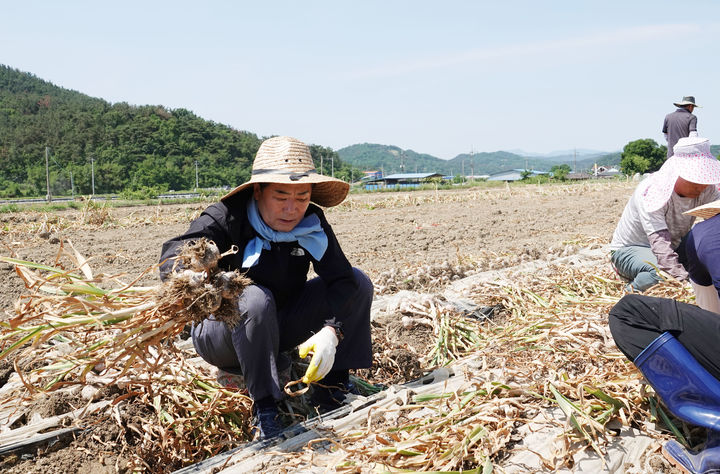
[191,268,374,401]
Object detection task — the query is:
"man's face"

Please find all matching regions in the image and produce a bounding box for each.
[674,176,708,199]
[254,182,312,232]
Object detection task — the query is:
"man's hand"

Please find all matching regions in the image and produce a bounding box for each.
[298,326,339,384]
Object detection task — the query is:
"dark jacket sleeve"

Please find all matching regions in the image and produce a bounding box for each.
[158,202,234,281]
[311,207,358,333]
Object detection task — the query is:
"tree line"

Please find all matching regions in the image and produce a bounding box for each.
[0,65,357,199]
[619,138,720,176]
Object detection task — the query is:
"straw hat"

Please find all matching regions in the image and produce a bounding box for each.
[221,136,349,207]
[673,95,701,108]
[685,199,720,219]
[641,136,720,213]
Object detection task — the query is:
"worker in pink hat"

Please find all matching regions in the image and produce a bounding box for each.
[610,136,720,292]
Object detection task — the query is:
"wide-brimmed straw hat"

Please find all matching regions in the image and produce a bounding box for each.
[221,136,349,207]
[641,136,720,212]
[685,199,720,219]
[673,95,701,108]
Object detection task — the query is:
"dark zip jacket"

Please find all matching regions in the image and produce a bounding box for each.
[159,190,357,331]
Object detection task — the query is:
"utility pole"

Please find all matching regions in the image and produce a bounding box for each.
[331,154,334,178]
[70,171,74,198]
[91,156,95,196]
[45,147,52,203]
[470,148,475,181]
[573,148,577,173]
[320,153,324,175]
[195,160,199,190]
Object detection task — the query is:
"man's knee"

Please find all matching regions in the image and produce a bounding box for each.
[351,268,374,310]
[238,285,277,322]
[611,294,643,318]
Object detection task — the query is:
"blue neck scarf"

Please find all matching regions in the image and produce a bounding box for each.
[242,199,328,268]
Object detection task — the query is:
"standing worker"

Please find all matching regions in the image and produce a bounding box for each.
[663,95,700,158]
[159,136,373,439]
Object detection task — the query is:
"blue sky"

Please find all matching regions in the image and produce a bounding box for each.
[3,1,719,159]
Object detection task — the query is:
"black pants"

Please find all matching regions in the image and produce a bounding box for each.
[191,267,374,401]
[609,294,720,380]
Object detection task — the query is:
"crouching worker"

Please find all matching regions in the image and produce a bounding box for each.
[682,200,720,313]
[159,136,373,439]
[609,136,720,292]
[609,294,720,473]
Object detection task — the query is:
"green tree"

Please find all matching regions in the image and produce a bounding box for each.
[550,164,571,181]
[620,154,651,175]
[620,139,667,175]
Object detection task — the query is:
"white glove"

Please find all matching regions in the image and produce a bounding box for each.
[298,326,339,384]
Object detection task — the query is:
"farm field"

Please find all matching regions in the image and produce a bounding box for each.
[0,181,632,312]
[0,181,687,473]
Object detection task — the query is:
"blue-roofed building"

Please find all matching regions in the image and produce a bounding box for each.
[363,172,443,190]
[487,169,550,182]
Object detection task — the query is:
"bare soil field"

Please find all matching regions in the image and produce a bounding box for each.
[0,181,652,473]
[0,181,632,313]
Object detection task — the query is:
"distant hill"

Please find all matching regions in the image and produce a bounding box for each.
[0,65,354,198]
[335,143,445,175]
[338,144,621,176]
[0,64,632,199]
[507,148,611,159]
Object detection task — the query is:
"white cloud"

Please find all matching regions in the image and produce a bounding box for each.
[346,23,701,79]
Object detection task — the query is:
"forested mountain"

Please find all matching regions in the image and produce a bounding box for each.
[337,144,449,175]
[1,64,636,199]
[338,144,621,176]
[0,65,354,198]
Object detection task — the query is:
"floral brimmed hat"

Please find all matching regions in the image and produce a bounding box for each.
[641,137,720,213]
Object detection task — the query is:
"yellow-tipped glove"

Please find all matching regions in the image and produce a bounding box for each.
[298,326,339,384]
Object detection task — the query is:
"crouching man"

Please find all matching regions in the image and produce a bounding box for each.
[609,294,720,473]
[159,136,373,439]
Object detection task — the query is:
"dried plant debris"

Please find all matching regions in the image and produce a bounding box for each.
[174,239,223,273]
[280,265,687,472]
[159,268,249,328]
[160,240,250,326]
[0,238,256,471]
[0,241,693,473]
